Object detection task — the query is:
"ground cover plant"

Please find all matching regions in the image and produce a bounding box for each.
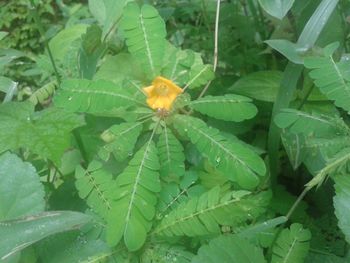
[0,0,350,262]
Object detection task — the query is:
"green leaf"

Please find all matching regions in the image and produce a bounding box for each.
[121,3,166,79]
[173,115,266,189]
[334,174,350,244]
[229,71,283,102]
[37,231,112,263]
[94,53,145,84]
[75,161,116,219]
[141,244,194,263]
[193,235,266,263]
[0,102,84,164]
[161,47,195,85]
[54,79,144,114]
[49,24,88,60]
[274,109,350,137]
[267,0,339,181]
[0,152,45,220]
[157,125,185,179]
[306,147,350,189]
[89,0,132,40]
[184,64,214,90]
[0,76,17,94]
[190,94,258,122]
[265,40,304,64]
[99,122,143,162]
[271,223,311,263]
[304,43,350,113]
[79,25,105,80]
[258,0,294,19]
[0,211,92,261]
[236,216,287,240]
[153,186,271,237]
[106,141,160,251]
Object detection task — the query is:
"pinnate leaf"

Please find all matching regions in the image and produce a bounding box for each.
[54,79,144,114]
[121,3,166,79]
[154,186,271,237]
[106,141,160,251]
[190,94,258,122]
[272,223,311,263]
[173,115,266,189]
[193,235,266,263]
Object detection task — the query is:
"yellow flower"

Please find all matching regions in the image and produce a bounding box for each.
[143,76,183,110]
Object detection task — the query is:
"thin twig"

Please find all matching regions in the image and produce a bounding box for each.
[197,0,221,99]
[29,0,61,85]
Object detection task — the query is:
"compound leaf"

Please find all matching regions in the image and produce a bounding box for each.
[271,223,311,263]
[99,122,144,161]
[153,186,270,237]
[190,94,258,122]
[157,125,185,179]
[121,3,166,79]
[75,161,116,219]
[106,141,160,251]
[173,115,266,189]
[54,79,144,113]
[305,42,350,113]
[193,235,266,263]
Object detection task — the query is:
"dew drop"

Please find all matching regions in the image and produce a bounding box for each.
[68,96,72,101]
[184,129,188,132]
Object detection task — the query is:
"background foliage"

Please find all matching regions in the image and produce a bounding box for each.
[1,0,350,262]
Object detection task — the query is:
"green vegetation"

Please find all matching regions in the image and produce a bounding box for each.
[0,0,350,262]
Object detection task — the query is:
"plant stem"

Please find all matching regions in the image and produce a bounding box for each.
[286,186,310,220]
[197,0,221,99]
[298,85,315,110]
[29,0,61,85]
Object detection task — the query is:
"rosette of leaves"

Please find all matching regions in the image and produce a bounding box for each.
[54,2,268,252]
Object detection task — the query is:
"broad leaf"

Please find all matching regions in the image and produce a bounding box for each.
[37,231,112,263]
[121,3,166,78]
[0,152,45,220]
[229,71,283,102]
[334,174,350,244]
[0,102,84,164]
[0,211,92,261]
[49,24,88,60]
[271,223,311,263]
[190,94,258,122]
[258,0,295,19]
[265,39,304,64]
[54,79,144,113]
[106,141,160,251]
[173,115,266,189]
[153,187,271,237]
[193,235,266,263]
[89,0,132,39]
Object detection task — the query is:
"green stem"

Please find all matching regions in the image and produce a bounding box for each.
[29,0,61,85]
[298,85,315,110]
